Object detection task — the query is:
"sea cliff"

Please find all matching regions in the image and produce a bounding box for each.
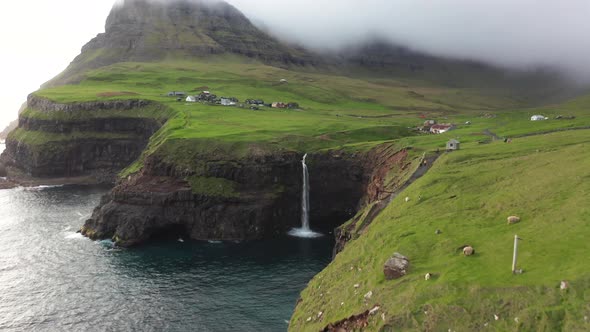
[0,95,170,184]
[82,145,408,246]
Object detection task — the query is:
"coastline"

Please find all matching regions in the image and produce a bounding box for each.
[0,143,106,189]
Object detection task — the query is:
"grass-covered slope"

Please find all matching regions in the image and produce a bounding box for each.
[290,128,590,331]
[31,59,557,159]
[19,57,590,188]
[9,40,590,329]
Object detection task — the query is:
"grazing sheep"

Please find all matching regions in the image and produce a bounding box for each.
[425,273,432,280]
[463,246,475,256]
[560,280,569,290]
[507,216,521,224]
[405,196,410,202]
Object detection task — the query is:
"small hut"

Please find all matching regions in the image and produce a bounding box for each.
[446,139,460,151]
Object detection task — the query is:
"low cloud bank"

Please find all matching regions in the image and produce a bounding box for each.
[223,0,590,80]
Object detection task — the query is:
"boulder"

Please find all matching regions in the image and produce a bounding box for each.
[507,216,521,224]
[383,252,410,280]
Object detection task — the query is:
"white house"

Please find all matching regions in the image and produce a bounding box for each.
[430,124,454,134]
[186,96,197,102]
[531,115,547,121]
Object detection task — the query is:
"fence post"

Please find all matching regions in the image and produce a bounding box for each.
[512,234,519,274]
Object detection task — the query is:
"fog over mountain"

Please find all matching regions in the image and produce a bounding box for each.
[126,0,590,79]
[224,0,590,80]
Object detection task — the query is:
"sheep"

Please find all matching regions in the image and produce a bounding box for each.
[507,216,521,224]
[463,246,475,256]
[560,280,569,290]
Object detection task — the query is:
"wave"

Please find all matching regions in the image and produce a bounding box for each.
[98,239,116,249]
[64,232,86,240]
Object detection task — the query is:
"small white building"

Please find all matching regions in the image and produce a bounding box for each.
[186,96,197,102]
[447,139,460,151]
[531,115,547,121]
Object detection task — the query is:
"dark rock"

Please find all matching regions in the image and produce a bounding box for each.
[383,252,410,280]
[83,150,370,245]
[0,95,169,183]
[333,147,412,258]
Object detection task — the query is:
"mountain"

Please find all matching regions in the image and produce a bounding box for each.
[2,0,590,330]
[50,0,314,85]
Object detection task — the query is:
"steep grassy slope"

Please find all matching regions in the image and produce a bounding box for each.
[13,57,590,186]
[32,59,549,154]
[290,126,590,330]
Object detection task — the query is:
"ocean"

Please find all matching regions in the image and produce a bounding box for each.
[0,147,332,331]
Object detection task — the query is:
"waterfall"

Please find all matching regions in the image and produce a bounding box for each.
[301,153,310,230]
[288,153,321,238]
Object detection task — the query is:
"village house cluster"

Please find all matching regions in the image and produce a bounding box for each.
[419,119,456,134]
[166,90,300,110]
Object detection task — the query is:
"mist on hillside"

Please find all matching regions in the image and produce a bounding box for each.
[130,0,590,81]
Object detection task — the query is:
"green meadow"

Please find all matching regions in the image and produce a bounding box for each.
[11,58,590,330]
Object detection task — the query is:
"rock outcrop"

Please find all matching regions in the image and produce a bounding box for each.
[332,147,432,257]
[383,252,410,280]
[0,95,169,183]
[82,148,374,246]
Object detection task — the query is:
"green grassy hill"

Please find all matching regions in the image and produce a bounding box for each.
[290,125,590,330]
[32,59,564,146]
[23,58,572,178]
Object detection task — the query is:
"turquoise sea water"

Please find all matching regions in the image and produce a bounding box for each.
[0,184,332,331]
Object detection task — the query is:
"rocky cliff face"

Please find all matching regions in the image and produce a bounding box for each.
[0,95,168,183]
[81,146,401,246]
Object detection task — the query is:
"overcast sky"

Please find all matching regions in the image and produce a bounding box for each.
[1,0,590,130]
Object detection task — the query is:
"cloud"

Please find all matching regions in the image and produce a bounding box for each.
[224,0,590,80]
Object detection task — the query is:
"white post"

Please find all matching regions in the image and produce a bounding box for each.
[512,234,519,274]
